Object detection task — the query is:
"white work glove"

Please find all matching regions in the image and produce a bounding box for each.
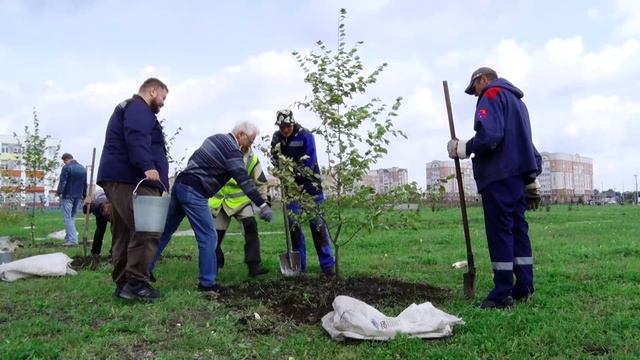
[446,139,469,159]
[259,203,273,222]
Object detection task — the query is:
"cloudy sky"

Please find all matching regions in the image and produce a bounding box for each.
[1,0,639,192]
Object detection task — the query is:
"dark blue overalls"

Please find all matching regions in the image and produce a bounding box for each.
[466,78,541,302]
[481,175,534,301]
[271,125,335,273]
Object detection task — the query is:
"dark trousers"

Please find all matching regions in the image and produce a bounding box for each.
[103,182,161,286]
[91,217,109,255]
[288,200,335,273]
[216,217,261,268]
[481,175,534,301]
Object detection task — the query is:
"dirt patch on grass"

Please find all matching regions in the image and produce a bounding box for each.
[129,343,154,360]
[219,276,451,327]
[583,344,609,356]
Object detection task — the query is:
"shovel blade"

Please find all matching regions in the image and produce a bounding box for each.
[279,251,302,277]
[463,270,476,298]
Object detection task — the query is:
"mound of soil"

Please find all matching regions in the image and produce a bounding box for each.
[219,276,452,325]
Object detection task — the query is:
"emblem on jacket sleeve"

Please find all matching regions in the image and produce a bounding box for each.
[477,108,489,120]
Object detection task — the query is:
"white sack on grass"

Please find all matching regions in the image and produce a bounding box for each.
[0,252,77,282]
[321,295,465,341]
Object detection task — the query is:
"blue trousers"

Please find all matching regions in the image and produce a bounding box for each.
[481,175,534,301]
[287,199,335,273]
[61,197,82,243]
[150,183,218,287]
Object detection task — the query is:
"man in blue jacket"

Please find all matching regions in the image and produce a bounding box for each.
[97,78,169,302]
[150,121,273,294]
[447,67,542,309]
[270,109,335,276]
[56,153,87,246]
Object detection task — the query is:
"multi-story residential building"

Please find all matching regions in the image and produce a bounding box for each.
[539,152,593,203]
[0,134,61,206]
[425,160,478,201]
[363,167,408,194]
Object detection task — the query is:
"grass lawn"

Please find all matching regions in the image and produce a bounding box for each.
[1,204,639,359]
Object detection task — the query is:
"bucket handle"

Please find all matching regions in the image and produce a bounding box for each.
[133,178,168,197]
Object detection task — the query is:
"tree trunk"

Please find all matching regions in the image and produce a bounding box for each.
[30,192,36,246]
[334,244,340,280]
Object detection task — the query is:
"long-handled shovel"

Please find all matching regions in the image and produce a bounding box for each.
[442,80,476,298]
[81,148,96,258]
[278,181,301,276]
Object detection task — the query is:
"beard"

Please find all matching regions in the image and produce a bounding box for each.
[149,98,161,114]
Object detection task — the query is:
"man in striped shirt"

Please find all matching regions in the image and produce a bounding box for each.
[150,121,273,293]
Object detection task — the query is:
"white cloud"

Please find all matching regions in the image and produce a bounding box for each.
[567,95,640,145]
[615,0,640,36]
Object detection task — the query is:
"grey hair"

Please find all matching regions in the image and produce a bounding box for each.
[232,121,259,137]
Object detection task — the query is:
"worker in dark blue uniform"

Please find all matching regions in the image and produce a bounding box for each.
[447,67,542,309]
[270,109,335,276]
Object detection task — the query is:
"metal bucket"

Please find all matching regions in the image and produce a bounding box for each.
[132,179,170,233]
[0,251,12,264]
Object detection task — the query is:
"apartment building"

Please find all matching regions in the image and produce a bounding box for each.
[425,160,478,201]
[363,167,408,194]
[539,152,593,202]
[0,134,61,206]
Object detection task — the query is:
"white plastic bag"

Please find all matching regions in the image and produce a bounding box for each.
[321,295,464,341]
[0,252,77,282]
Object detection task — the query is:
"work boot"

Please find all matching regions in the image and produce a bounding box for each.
[248,262,269,277]
[323,267,335,276]
[90,253,101,268]
[480,296,513,309]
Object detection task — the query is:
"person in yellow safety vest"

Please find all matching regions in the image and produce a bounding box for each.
[208,147,270,277]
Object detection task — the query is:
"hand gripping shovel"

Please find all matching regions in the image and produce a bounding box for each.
[278,182,301,276]
[443,80,476,298]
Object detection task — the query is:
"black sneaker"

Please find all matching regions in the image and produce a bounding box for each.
[118,282,161,302]
[480,296,514,309]
[248,263,269,277]
[197,284,226,294]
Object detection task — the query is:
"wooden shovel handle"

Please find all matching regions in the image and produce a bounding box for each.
[442,81,475,271]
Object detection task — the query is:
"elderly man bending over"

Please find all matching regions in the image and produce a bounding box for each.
[150,121,273,294]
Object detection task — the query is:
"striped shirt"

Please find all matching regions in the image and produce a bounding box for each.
[176,133,265,207]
